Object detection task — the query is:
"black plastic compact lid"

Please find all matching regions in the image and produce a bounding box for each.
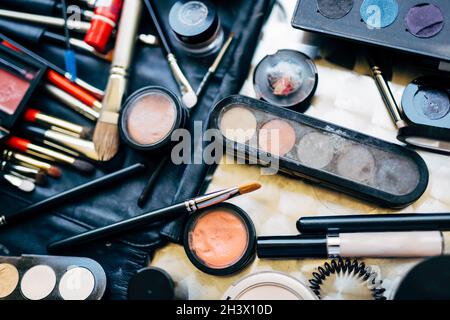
[253,49,318,112]
[169,0,219,45]
[394,256,450,300]
[127,267,175,300]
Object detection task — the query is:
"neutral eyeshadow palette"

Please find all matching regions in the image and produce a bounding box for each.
[292,0,450,63]
[210,95,429,208]
[0,255,107,300]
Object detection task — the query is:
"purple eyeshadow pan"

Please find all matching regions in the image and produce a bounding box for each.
[405,4,444,38]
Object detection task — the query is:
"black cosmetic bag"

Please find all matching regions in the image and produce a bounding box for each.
[0,0,272,299]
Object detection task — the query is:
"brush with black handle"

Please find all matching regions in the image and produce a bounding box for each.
[48,182,262,252]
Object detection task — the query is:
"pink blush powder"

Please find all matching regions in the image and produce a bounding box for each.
[189,210,249,269]
[126,93,176,146]
[0,69,30,115]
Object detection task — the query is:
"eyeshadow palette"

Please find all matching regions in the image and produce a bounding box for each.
[292,0,450,64]
[210,95,429,208]
[0,43,46,141]
[0,255,107,300]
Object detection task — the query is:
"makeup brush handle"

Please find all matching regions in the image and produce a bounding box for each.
[0,163,146,228]
[48,202,187,252]
[168,54,194,95]
[0,9,91,32]
[111,0,142,69]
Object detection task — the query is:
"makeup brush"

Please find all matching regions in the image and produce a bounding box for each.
[0,10,91,33]
[0,19,112,61]
[2,149,62,178]
[44,84,100,121]
[0,36,104,97]
[24,108,93,139]
[19,124,99,161]
[1,173,35,193]
[196,33,235,98]
[367,56,407,129]
[0,163,146,227]
[47,70,102,111]
[93,0,142,161]
[0,0,94,20]
[60,0,77,80]
[48,182,262,252]
[4,136,95,174]
[0,55,35,80]
[143,0,197,109]
[1,161,48,186]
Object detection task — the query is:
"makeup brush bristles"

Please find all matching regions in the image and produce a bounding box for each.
[73,159,96,173]
[80,126,94,140]
[92,121,120,161]
[238,182,262,195]
[47,165,62,178]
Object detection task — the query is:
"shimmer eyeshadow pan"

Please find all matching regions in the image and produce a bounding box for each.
[405,4,444,38]
[211,95,429,208]
[317,0,354,19]
[360,0,399,29]
[184,203,256,276]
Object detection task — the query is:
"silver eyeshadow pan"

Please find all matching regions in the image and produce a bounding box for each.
[213,96,428,208]
[0,255,106,300]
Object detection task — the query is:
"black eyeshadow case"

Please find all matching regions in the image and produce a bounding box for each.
[0,254,106,300]
[209,95,429,208]
[0,44,46,141]
[292,0,450,64]
[0,0,273,299]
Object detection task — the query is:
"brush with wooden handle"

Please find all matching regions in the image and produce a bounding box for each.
[93,0,142,161]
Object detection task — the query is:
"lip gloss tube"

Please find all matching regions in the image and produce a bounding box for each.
[257,231,444,259]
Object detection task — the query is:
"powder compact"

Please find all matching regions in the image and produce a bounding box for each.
[254,49,318,112]
[210,95,429,208]
[120,86,187,152]
[0,255,106,300]
[292,0,450,64]
[183,203,256,276]
[0,43,46,142]
[223,271,318,300]
[168,0,224,57]
[397,76,450,153]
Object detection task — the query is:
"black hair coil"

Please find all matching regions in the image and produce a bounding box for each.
[309,258,386,300]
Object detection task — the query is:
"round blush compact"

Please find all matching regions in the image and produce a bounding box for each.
[253,49,318,112]
[183,203,256,276]
[120,86,187,152]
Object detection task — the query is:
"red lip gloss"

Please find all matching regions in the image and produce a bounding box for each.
[84,0,124,53]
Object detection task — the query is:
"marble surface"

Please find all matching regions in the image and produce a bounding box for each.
[151,0,450,300]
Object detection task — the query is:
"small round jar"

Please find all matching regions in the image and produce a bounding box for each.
[120,86,187,152]
[127,267,175,300]
[183,203,256,276]
[253,49,318,112]
[169,0,224,57]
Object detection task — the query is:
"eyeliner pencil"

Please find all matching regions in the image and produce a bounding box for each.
[297,213,450,234]
[48,182,261,252]
[0,163,146,227]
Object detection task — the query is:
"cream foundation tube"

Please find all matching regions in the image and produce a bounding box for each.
[257,231,444,259]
